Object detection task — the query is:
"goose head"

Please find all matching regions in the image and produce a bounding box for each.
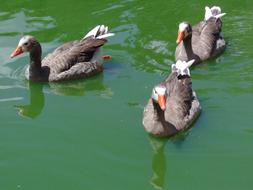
[152,85,167,111]
[204,6,226,21]
[171,59,195,77]
[176,22,192,44]
[11,35,39,58]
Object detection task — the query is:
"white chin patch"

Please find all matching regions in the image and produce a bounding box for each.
[179,22,188,32]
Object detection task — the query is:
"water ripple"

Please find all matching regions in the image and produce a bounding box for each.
[0,10,56,35]
[0,97,23,102]
[143,40,170,55]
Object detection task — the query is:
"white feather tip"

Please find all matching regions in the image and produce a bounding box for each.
[84,25,101,39]
[211,6,221,15]
[204,5,226,21]
[96,33,115,39]
[214,13,226,19]
[173,59,195,76]
[84,25,114,39]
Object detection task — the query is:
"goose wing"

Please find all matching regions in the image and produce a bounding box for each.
[42,40,79,66]
[42,37,106,74]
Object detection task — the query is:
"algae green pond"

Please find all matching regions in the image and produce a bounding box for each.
[1,0,253,189]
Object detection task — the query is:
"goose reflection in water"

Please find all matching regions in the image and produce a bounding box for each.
[48,75,111,97]
[15,75,112,118]
[15,81,44,118]
[149,136,167,190]
[148,131,190,189]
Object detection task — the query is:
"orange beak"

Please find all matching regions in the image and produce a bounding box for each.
[158,95,166,111]
[176,31,185,44]
[11,46,23,58]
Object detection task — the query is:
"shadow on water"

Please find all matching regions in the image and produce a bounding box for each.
[148,130,190,189]
[15,75,111,119]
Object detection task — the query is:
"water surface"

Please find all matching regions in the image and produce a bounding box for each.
[0,0,253,189]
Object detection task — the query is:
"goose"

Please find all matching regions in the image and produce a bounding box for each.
[142,60,201,137]
[175,6,226,64]
[10,25,114,82]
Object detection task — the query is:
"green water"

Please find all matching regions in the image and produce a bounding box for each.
[1,0,253,189]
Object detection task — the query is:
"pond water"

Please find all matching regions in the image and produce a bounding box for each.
[0,0,253,189]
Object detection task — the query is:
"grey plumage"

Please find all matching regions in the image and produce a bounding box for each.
[142,71,201,137]
[175,18,226,64]
[12,25,114,82]
[26,37,106,82]
[40,36,106,82]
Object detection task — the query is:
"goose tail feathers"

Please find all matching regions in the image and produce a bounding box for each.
[204,6,226,21]
[84,25,115,39]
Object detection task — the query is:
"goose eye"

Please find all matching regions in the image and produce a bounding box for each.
[24,42,28,46]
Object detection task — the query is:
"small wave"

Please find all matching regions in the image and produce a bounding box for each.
[0,97,23,102]
[143,40,170,55]
[10,65,27,80]
[0,11,56,34]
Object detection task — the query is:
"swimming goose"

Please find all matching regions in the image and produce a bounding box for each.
[175,6,226,64]
[11,25,114,82]
[142,60,201,137]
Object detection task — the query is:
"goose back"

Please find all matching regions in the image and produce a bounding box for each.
[164,73,193,130]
